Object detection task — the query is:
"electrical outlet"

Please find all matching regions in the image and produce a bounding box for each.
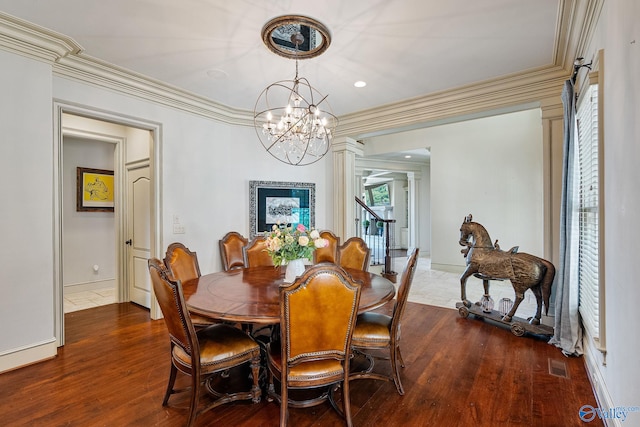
[173,224,185,234]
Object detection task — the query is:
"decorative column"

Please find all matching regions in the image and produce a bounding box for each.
[406,172,418,251]
[331,137,363,240]
[540,97,564,269]
[540,96,564,315]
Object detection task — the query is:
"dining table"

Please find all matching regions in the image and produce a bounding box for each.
[182,265,396,325]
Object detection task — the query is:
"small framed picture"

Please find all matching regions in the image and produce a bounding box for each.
[76,167,114,212]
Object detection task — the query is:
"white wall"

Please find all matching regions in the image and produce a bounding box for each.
[0,50,57,365]
[62,138,115,290]
[367,109,543,270]
[583,0,640,419]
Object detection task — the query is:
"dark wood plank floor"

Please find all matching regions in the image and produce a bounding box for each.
[0,302,602,426]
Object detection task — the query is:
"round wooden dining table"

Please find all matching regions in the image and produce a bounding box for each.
[182,265,396,325]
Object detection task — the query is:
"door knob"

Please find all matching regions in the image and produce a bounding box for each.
[125,239,132,246]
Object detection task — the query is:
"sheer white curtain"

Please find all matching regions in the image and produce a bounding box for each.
[548,80,584,356]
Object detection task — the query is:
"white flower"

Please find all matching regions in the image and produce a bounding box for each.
[298,235,310,247]
[309,229,320,239]
[314,238,328,248]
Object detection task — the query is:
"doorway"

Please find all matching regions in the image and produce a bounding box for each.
[54,104,161,347]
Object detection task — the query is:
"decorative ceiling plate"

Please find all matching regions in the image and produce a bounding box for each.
[261,15,331,60]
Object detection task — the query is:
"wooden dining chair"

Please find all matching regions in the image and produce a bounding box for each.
[313,230,340,264]
[338,237,371,271]
[148,258,261,427]
[163,242,214,328]
[350,248,420,395]
[219,231,248,271]
[266,264,362,427]
[243,236,274,267]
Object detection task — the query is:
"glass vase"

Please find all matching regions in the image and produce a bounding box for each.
[284,258,306,283]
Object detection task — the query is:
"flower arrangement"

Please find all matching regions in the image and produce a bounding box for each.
[264,223,328,266]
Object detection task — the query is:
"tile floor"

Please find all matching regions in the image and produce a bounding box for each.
[64,256,539,317]
[64,287,117,313]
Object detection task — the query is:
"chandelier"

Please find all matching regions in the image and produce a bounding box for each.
[254,16,338,166]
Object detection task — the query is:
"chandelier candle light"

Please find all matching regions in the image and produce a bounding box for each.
[255,16,338,166]
[264,223,328,283]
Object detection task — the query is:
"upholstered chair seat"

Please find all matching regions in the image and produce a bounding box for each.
[349,312,392,345]
[172,323,261,372]
[267,345,344,385]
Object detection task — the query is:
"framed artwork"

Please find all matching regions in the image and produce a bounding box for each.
[249,180,315,239]
[76,167,114,212]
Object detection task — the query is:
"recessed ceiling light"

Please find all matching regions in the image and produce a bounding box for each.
[404,155,412,159]
[354,81,367,88]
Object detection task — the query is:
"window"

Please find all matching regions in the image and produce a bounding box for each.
[364,183,390,206]
[574,69,604,351]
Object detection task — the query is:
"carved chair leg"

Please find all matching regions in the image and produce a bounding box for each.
[250,353,262,403]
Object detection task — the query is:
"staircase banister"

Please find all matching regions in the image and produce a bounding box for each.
[354,197,395,223]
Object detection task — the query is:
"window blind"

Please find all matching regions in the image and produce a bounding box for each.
[575,83,600,344]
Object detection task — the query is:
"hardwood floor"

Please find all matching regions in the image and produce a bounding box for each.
[0,302,602,426]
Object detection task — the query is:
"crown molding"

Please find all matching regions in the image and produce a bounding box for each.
[554,0,605,71]
[336,66,569,138]
[0,11,81,62]
[53,54,253,127]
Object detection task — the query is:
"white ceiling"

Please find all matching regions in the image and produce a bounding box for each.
[0,0,560,118]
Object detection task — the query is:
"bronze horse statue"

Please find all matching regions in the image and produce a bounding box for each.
[458,214,555,324]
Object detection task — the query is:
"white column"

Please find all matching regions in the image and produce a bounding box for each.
[540,98,564,268]
[331,137,363,240]
[406,171,422,251]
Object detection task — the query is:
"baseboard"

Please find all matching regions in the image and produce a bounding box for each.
[0,339,57,374]
[64,278,115,294]
[583,338,619,427]
[430,263,465,274]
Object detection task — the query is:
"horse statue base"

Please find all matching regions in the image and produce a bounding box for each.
[455,301,554,337]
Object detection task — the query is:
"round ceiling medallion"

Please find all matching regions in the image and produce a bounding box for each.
[261,15,332,60]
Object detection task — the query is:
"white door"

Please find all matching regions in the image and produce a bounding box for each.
[127,163,151,308]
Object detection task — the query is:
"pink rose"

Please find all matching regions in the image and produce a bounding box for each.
[296,223,306,232]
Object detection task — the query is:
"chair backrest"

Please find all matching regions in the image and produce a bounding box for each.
[313,230,340,264]
[148,258,197,359]
[163,242,201,282]
[390,248,420,335]
[243,236,274,267]
[338,237,371,271]
[280,264,361,366]
[219,231,248,271]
